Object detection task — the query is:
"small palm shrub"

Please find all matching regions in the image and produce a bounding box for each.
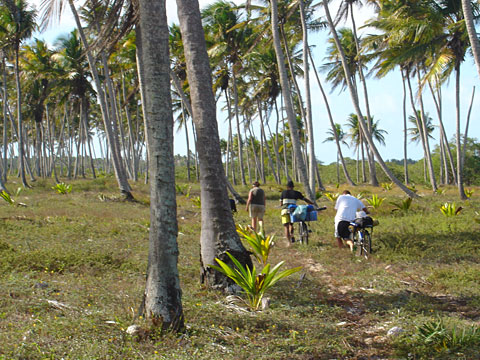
[465,188,474,198]
[210,252,301,311]
[440,202,462,217]
[366,194,385,209]
[0,190,15,205]
[324,192,339,202]
[390,197,413,214]
[52,182,72,195]
[237,225,275,266]
[435,188,446,195]
[381,182,393,191]
[0,188,25,206]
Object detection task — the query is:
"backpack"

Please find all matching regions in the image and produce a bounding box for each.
[291,205,308,221]
[354,216,374,228]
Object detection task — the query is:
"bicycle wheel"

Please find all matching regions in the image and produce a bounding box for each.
[356,230,371,258]
[354,230,362,256]
[299,222,309,244]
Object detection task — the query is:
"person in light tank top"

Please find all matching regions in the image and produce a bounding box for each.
[245,181,266,232]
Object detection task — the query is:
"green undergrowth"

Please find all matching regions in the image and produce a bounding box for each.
[0,179,479,359]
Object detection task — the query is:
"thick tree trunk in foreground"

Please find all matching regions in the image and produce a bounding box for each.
[138,0,184,330]
[176,0,251,289]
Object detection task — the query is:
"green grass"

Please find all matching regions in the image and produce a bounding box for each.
[0,178,479,359]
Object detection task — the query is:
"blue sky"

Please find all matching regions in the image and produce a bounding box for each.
[31,0,480,165]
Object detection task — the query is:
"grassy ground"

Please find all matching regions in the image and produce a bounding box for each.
[0,178,479,359]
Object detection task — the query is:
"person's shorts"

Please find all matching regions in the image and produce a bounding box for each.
[335,220,351,239]
[281,208,291,225]
[249,204,265,218]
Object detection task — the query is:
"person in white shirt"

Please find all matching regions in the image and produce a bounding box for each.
[334,190,368,250]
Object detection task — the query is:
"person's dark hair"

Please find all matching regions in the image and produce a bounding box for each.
[253,181,260,187]
[287,180,294,188]
[342,190,351,195]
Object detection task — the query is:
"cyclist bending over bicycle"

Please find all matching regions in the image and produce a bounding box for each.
[280,180,313,244]
[334,190,369,250]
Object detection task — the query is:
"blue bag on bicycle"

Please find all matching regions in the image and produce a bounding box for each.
[290,205,308,222]
[305,205,317,221]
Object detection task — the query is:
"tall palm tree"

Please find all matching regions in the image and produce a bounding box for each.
[202,1,253,186]
[40,0,133,199]
[334,0,380,186]
[53,29,97,179]
[461,0,480,77]
[324,123,349,184]
[0,0,36,187]
[137,0,184,331]
[176,0,252,289]
[270,0,314,200]
[322,0,418,198]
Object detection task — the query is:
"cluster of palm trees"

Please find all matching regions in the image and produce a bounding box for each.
[0,0,478,329]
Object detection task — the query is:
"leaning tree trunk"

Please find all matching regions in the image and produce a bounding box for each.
[417,71,437,191]
[455,66,466,199]
[309,49,355,186]
[176,0,252,289]
[137,0,184,331]
[2,57,7,183]
[461,0,480,78]
[270,0,314,201]
[14,49,28,187]
[299,0,317,193]
[428,80,457,184]
[68,0,132,199]
[323,0,418,198]
[401,69,409,185]
[232,71,246,185]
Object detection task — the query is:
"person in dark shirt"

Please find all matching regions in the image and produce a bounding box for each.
[280,180,313,244]
[245,181,266,232]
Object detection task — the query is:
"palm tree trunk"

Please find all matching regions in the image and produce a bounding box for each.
[299,0,317,193]
[2,58,7,183]
[67,0,132,199]
[462,87,475,174]
[349,5,378,186]
[137,0,184,330]
[176,0,252,288]
[232,71,246,185]
[401,69,409,184]
[271,0,314,200]
[309,49,355,186]
[14,49,28,187]
[461,0,480,78]
[428,80,457,184]
[417,71,437,191]
[322,0,417,198]
[455,66,466,199]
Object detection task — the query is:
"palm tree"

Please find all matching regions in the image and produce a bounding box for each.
[408,110,435,182]
[176,0,252,289]
[322,0,418,198]
[0,1,36,187]
[324,123,349,184]
[270,0,314,200]
[202,1,253,186]
[40,0,133,199]
[137,0,184,330]
[53,29,97,179]
[461,0,480,78]
[21,39,56,178]
[334,0,379,186]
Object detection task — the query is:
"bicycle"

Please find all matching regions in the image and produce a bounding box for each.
[349,218,374,258]
[288,205,327,244]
